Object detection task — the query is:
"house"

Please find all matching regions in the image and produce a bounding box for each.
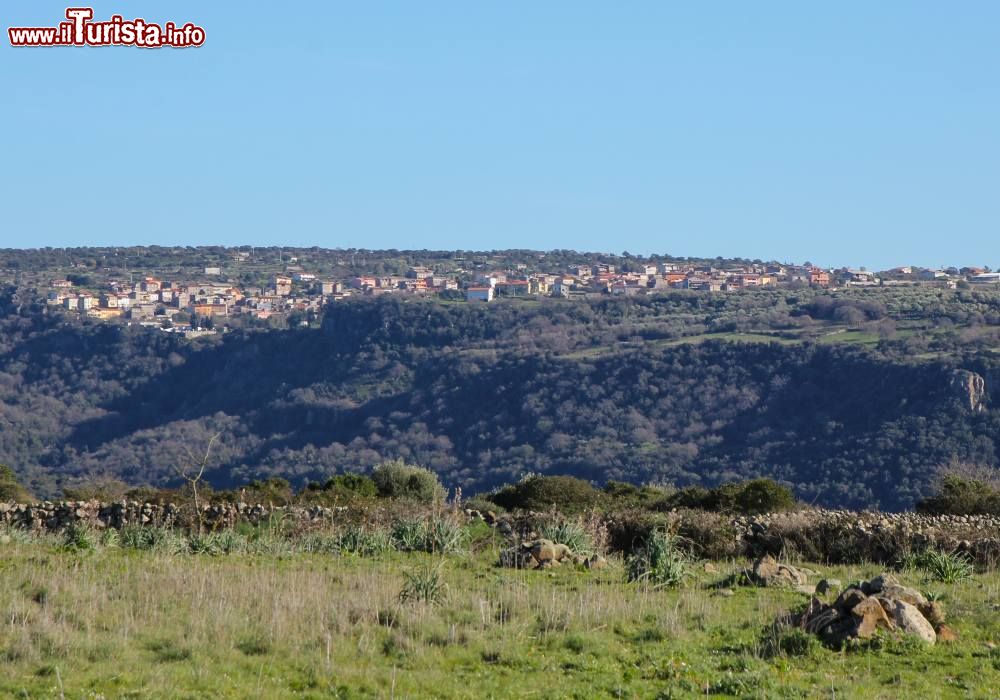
[273,276,292,295]
[466,287,494,302]
[407,266,433,280]
[969,273,1000,285]
[809,270,831,287]
[496,280,531,297]
[204,266,222,275]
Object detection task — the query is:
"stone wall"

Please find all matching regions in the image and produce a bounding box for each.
[0,500,342,532]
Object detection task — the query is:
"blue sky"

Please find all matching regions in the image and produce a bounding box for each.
[2,2,998,270]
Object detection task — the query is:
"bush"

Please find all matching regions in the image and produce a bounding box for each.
[536,517,595,555]
[917,475,1000,516]
[901,549,975,583]
[0,464,32,502]
[399,563,448,606]
[489,475,600,513]
[372,460,445,504]
[325,473,378,500]
[659,479,796,515]
[626,529,690,588]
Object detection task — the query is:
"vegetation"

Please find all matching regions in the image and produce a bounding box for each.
[489,475,602,513]
[372,460,446,504]
[917,474,1000,515]
[625,529,691,588]
[1,523,998,697]
[660,479,798,515]
[0,286,998,510]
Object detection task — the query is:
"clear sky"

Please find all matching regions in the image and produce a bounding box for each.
[2,2,998,270]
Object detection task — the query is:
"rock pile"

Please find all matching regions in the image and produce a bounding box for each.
[791,573,956,646]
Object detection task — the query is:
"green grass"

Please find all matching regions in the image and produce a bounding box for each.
[0,538,998,698]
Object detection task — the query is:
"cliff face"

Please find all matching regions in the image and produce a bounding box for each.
[950,369,988,413]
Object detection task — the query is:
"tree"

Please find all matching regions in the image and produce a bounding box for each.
[175,433,221,533]
[0,465,32,502]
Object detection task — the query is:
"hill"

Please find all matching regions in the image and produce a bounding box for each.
[0,290,998,509]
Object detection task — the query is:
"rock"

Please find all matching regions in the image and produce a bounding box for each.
[552,543,572,562]
[572,554,588,566]
[868,573,899,594]
[936,624,959,643]
[834,588,867,612]
[877,583,927,607]
[950,369,988,413]
[816,579,841,596]
[751,555,807,587]
[529,539,556,564]
[884,600,936,644]
[703,562,718,574]
[851,597,895,638]
[918,601,946,629]
[795,584,817,596]
[715,588,735,597]
[803,607,842,635]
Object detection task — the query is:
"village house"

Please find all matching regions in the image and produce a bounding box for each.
[466,286,494,302]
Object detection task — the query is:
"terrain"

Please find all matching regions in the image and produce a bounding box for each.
[0,284,999,508]
[1,522,998,699]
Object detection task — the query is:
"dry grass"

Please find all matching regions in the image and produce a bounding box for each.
[0,537,998,698]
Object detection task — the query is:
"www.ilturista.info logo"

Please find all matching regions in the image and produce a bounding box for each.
[8,8,205,48]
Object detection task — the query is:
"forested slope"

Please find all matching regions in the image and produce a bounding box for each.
[0,290,998,509]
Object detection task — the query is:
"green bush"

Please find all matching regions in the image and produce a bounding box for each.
[371,460,445,504]
[917,475,1000,516]
[626,529,690,588]
[325,473,378,499]
[659,479,796,515]
[489,475,600,513]
[0,464,32,502]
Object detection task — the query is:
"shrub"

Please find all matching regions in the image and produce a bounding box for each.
[917,475,1000,516]
[61,523,98,552]
[372,460,446,504]
[489,475,600,513]
[324,473,378,500]
[536,517,594,555]
[659,479,796,515]
[626,529,690,588]
[902,549,975,583]
[391,519,428,552]
[337,525,393,556]
[0,464,32,502]
[399,563,448,606]
[424,516,466,555]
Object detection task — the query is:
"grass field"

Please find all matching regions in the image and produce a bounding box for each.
[1,527,999,699]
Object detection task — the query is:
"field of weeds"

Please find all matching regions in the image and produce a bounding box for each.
[0,521,999,699]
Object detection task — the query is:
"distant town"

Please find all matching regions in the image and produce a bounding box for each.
[2,247,998,338]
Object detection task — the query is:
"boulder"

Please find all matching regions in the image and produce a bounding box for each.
[585,555,607,571]
[751,555,807,588]
[918,601,946,629]
[877,583,926,607]
[834,588,867,612]
[883,600,936,644]
[552,543,572,562]
[851,597,895,638]
[528,539,556,564]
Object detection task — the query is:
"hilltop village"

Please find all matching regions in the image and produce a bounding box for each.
[5,247,997,336]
